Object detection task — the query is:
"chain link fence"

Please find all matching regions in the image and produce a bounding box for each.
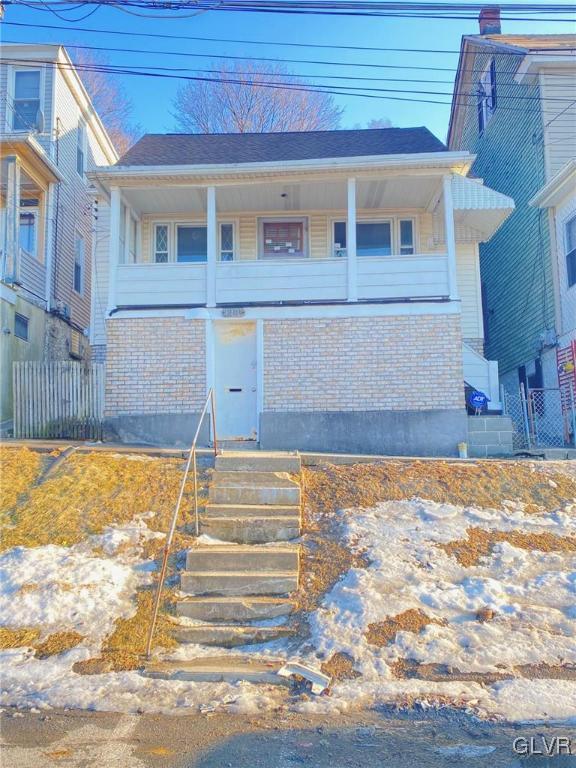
[503,383,576,451]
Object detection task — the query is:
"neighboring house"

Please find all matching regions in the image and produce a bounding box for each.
[89,127,514,455]
[0,44,118,425]
[447,8,576,403]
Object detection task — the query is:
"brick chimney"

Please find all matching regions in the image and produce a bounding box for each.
[479,6,501,35]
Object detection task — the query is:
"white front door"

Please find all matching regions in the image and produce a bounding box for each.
[213,320,258,440]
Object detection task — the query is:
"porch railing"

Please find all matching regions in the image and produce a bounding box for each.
[144,388,218,659]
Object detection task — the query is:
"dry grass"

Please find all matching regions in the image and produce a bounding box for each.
[0,447,44,516]
[0,627,40,649]
[365,609,445,647]
[303,460,576,517]
[321,652,361,681]
[1,451,208,553]
[440,527,576,567]
[34,631,84,659]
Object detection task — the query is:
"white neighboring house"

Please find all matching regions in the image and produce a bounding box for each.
[89,128,514,455]
[531,160,576,396]
[0,44,117,424]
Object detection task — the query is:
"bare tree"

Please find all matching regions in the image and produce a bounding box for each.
[71,49,141,155]
[365,117,393,129]
[172,61,343,133]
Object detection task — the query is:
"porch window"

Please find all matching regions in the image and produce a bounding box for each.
[566,214,576,288]
[13,70,41,131]
[333,220,400,257]
[154,224,169,263]
[176,225,207,262]
[260,218,306,259]
[220,222,234,261]
[19,209,38,258]
[399,219,415,255]
[74,234,84,294]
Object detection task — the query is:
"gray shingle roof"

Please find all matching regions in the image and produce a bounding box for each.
[116,127,447,167]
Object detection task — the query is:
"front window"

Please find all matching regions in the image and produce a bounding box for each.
[177,225,207,262]
[77,120,86,177]
[399,220,415,255]
[154,224,169,263]
[566,214,576,288]
[220,223,234,261]
[74,234,84,293]
[261,219,306,258]
[13,70,41,130]
[357,221,392,257]
[19,209,38,257]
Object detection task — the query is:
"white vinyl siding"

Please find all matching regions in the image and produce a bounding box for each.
[540,70,576,181]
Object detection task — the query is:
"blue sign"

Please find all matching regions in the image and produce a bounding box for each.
[468,390,489,410]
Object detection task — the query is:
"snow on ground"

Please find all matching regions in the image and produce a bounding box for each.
[1,498,575,722]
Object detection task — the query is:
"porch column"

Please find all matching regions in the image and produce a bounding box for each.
[442,174,460,301]
[206,185,217,307]
[347,177,358,302]
[107,186,121,314]
[2,155,21,282]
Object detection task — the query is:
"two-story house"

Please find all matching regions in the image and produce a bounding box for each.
[89,127,514,455]
[0,44,117,426]
[448,8,576,407]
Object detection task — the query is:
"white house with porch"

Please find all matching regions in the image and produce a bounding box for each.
[89,128,514,455]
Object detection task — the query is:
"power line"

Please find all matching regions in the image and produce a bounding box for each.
[3,56,575,116]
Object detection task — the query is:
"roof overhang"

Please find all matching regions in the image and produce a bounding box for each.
[0,132,64,182]
[451,174,515,240]
[515,52,576,84]
[530,160,576,208]
[89,151,475,191]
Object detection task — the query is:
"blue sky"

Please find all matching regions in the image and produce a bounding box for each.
[1,0,574,142]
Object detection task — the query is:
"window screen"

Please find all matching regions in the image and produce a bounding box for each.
[14,313,29,341]
[177,225,207,262]
[19,211,37,256]
[262,221,304,257]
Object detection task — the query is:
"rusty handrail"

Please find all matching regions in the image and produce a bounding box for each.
[145,388,218,659]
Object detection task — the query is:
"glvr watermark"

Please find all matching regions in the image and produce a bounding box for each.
[513,736,573,757]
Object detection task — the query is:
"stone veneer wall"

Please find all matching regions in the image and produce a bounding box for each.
[105,317,206,417]
[263,315,464,412]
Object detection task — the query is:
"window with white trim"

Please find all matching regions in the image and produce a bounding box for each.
[566,214,576,288]
[19,201,39,258]
[477,59,497,135]
[260,218,307,259]
[399,219,415,255]
[154,224,169,263]
[13,70,41,130]
[332,220,393,257]
[74,233,84,293]
[219,222,235,261]
[77,119,86,177]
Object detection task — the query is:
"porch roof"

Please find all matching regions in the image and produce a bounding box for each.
[0,132,64,184]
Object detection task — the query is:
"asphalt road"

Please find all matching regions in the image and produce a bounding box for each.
[2,707,576,768]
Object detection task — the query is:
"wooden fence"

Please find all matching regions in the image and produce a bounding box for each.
[13,361,105,439]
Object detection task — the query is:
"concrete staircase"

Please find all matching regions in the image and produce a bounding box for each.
[163,451,302,661]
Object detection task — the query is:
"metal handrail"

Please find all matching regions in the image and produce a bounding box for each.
[145,388,218,659]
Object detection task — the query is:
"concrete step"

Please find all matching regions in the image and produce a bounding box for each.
[209,471,301,506]
[201,516,300,543]
[171,624,295,647]
[215,451,301,474]
[185,544,299,573]
[143,656,287,684]
[205,502,301,519]
[176,596,295,622]
[181,570,298,596]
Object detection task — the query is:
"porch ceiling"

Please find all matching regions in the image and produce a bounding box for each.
[121,175,442,215]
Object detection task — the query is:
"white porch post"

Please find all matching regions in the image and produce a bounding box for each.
[107,186,121,314]
[442,174,459,301]
[44,182,56,307]
[347,177,358,302]
[206,185,217,307]
[2,155,21,282]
